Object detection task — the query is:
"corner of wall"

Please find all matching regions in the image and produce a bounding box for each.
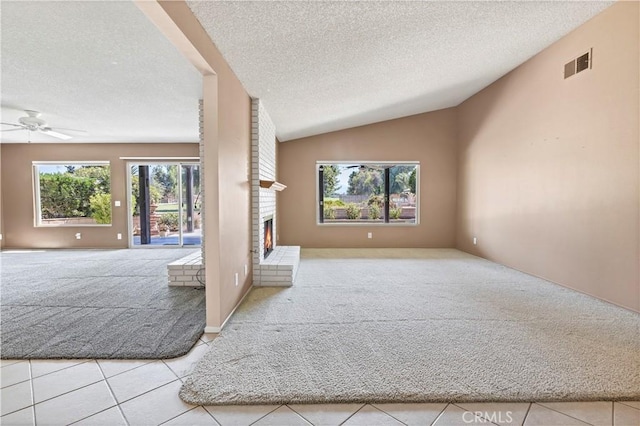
[453,104,462,252]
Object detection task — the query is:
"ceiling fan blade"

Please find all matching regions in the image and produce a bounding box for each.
[0,122,24,128]
[45,126,87,134]
[1,128,25,133]
[38,129,72,140]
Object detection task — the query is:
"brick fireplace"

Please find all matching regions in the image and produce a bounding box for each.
[251,99,299,286]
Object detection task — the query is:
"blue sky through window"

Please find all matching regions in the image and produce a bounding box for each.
[38,165,67,174]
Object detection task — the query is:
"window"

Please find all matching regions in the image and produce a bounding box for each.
[33,162,111,226]
[317,162,419,225]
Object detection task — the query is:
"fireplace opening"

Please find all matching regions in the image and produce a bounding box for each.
[264,218,274,259]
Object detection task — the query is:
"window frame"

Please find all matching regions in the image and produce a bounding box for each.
[316,160,420,227]
[33,161,112,227]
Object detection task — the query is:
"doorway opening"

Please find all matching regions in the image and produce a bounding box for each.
[128,162,201,247]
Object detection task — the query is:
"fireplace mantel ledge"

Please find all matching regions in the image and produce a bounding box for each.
[259,180,287,191]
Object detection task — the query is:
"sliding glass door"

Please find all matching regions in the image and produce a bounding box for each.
[180,164,201,246]
[129,162,201,247]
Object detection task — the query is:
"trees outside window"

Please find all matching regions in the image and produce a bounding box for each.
[34,162,111,226]
[318,162,419,225]
[322,164,341,198]
[347,167,383,196]
[152,165,178,202]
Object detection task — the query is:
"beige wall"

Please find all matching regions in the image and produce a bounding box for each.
[278,108,458,248]
[143,0,254,329]
[213,57,252,325]
[456,2,639,312]
[0,143,198,249]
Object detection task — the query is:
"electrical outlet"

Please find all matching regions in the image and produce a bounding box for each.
[473,237,477,245]
[0,234,3,241]
[367,232,372,239]
[75,233,82,240]
[114,200,121,207]
[117,233,122,240]
[234,272,239,286]
[244,264,248,276]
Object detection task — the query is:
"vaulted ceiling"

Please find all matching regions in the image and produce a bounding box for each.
[0,1,612,143]
[188,1,612,141]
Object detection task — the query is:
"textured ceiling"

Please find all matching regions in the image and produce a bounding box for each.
[1,1,202,143]
[188,1,612,141]
[0,1,613,144]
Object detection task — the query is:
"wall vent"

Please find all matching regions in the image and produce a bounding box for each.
[564,49,592,79]
[576,52,590,73]
[564,60,576,79]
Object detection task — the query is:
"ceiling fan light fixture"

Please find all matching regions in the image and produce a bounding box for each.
[18,115,47,130]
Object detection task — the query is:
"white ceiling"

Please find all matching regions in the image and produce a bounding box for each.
[1,1,613,144]
[187,1,613,141]
[0,1,202,143]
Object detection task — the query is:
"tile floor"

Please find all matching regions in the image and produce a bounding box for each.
[1,334,639,426]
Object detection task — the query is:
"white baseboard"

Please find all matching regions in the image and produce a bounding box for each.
[203,286,253,334]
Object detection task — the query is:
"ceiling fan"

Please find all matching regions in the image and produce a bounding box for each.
[1,110,87,140]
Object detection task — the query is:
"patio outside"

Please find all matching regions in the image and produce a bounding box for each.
[131,164,201,247]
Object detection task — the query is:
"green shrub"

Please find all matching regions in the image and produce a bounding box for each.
[345,203,361,220]
[367,194,384,209]
[74,166,111,194]
[369,204,380,220]
[90,193,112,224]
[390,207,401,219]
[324,206,336,220]
[324,198,345,208]
[159,212,179,231]
[324,199,345,220]
[39,173,96,219]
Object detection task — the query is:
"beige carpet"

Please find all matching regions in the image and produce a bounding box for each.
[180,249,640,405]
